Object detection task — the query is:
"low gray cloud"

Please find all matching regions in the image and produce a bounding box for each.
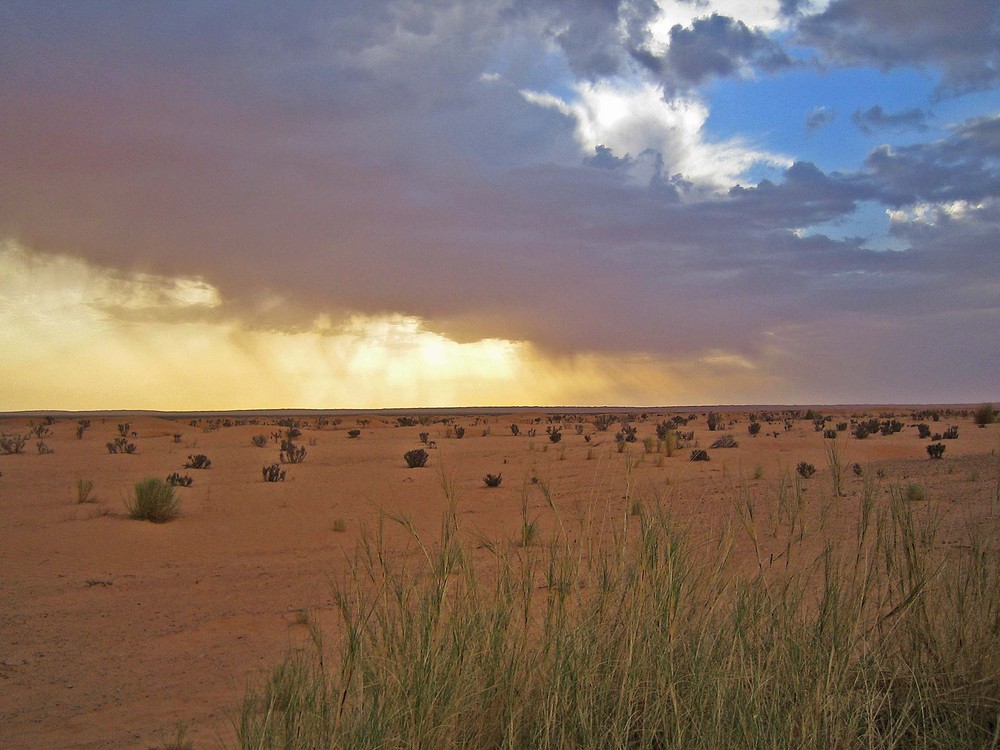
[644,13,794,89]
[797,0,1000,97]
[852,105,929,134]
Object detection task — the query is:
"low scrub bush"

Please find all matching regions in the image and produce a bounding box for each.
[973,403,997,426]
[483,473,502,488]
[106,437,136,454]
[126,478,179,522]
[251,435,268,448]
[1,434,28,454]
[689,449,709,461]
[262,464,286,482]
[796,461,816,478]
[280,440,306,464]
[404,449,429,468]
[709,434,738,449]
[166,473,193,487]
[184,454,211,469]
[927,442,946,459]
[347,430,361,439]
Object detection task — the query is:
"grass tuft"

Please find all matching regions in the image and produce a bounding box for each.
[126,478,180,523]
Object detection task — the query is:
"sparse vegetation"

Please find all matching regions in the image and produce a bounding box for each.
[483,473,502,487]
[709,434,738,449]
[1,434,28,454]
[126,478,179,522]
[252,435,268,448]
[927,442,946,459]
[280,440,306,464]
[106,437,136,454]
[690,449,709,461]
[796,461,816,478]
[347,429,361,439]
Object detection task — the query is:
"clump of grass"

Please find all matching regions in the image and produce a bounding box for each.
[238,481,1000,750]
[332,518,347,533]
[75,479,96,504]
[709,433,738,449]
[126,478,179,522]
[905,482,927,502]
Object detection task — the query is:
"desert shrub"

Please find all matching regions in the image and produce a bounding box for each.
[453,426,466,439]
[483,473,502,488]
[0,434,28,454]
[262,464,286,482]
[927,442,946,459]
[166,472,193,487]
[973,403,997,426]
[106,437,137,454]
[690,449,709,461]
[854,424,870,440]
[796,462,816,478]
[36,441,53,454]
[280,440,306,464]
[823,429,837,439]
[126,478,179,522]
[852,463,864,476]
[184,454,212,469]
[117,422,130,438]
[836,422,848,432]
[593,414,616,431]
[404,449,429,468]
[510,424,520,436]
[252,435,268,448]
[547,428,562,443]
[942,426,959,440]
[813,419,826,432]
[748,422,761,437]
[916,424,931,439]
[706,412,721,431]
[709,434,738,449]
[615,425,637,443]
[904,483,927,502]
[419,432,429,445]
[347,430,361,439]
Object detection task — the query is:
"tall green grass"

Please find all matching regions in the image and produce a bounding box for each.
[237,476,1000,749]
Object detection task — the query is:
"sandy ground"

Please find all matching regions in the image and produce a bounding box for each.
[1,407,997,749]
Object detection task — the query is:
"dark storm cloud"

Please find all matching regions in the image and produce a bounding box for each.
[797,0,1000,97]
[851,105,929,134]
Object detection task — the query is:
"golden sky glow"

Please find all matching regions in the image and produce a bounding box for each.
[0,242,783,410]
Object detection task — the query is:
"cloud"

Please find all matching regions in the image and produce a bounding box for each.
[655,13,794,88]
[522,78,791,189]
[864,115,1000,208]
[796,0,1000,97]
[805,106,836,133]
[851,105,929,134]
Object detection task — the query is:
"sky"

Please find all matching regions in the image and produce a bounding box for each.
[1,0,998,410]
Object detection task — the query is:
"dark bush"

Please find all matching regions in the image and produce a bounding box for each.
[690,450,710,462]
[404,449,429,468]
[797,462,816,478]
[280,440,306,464]
[510,424,520,436]
[347,430,361,439]
[942,426,959,440]
[483,473,502,487]
[823,429,837,439]
[453,426,466,439]
[917,424,932,439]
[262,464,286,482]
[973,403,996,426]
[927,443,946,459]
[252,435,268,448]
[547,428,562,443]
[184,454,212,469]
[748,422,761,437]
[706,412,721,431]
[166,472,193,487]
[710,434,738,449]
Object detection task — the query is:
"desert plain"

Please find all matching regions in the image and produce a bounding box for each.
[1,406,998,749]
